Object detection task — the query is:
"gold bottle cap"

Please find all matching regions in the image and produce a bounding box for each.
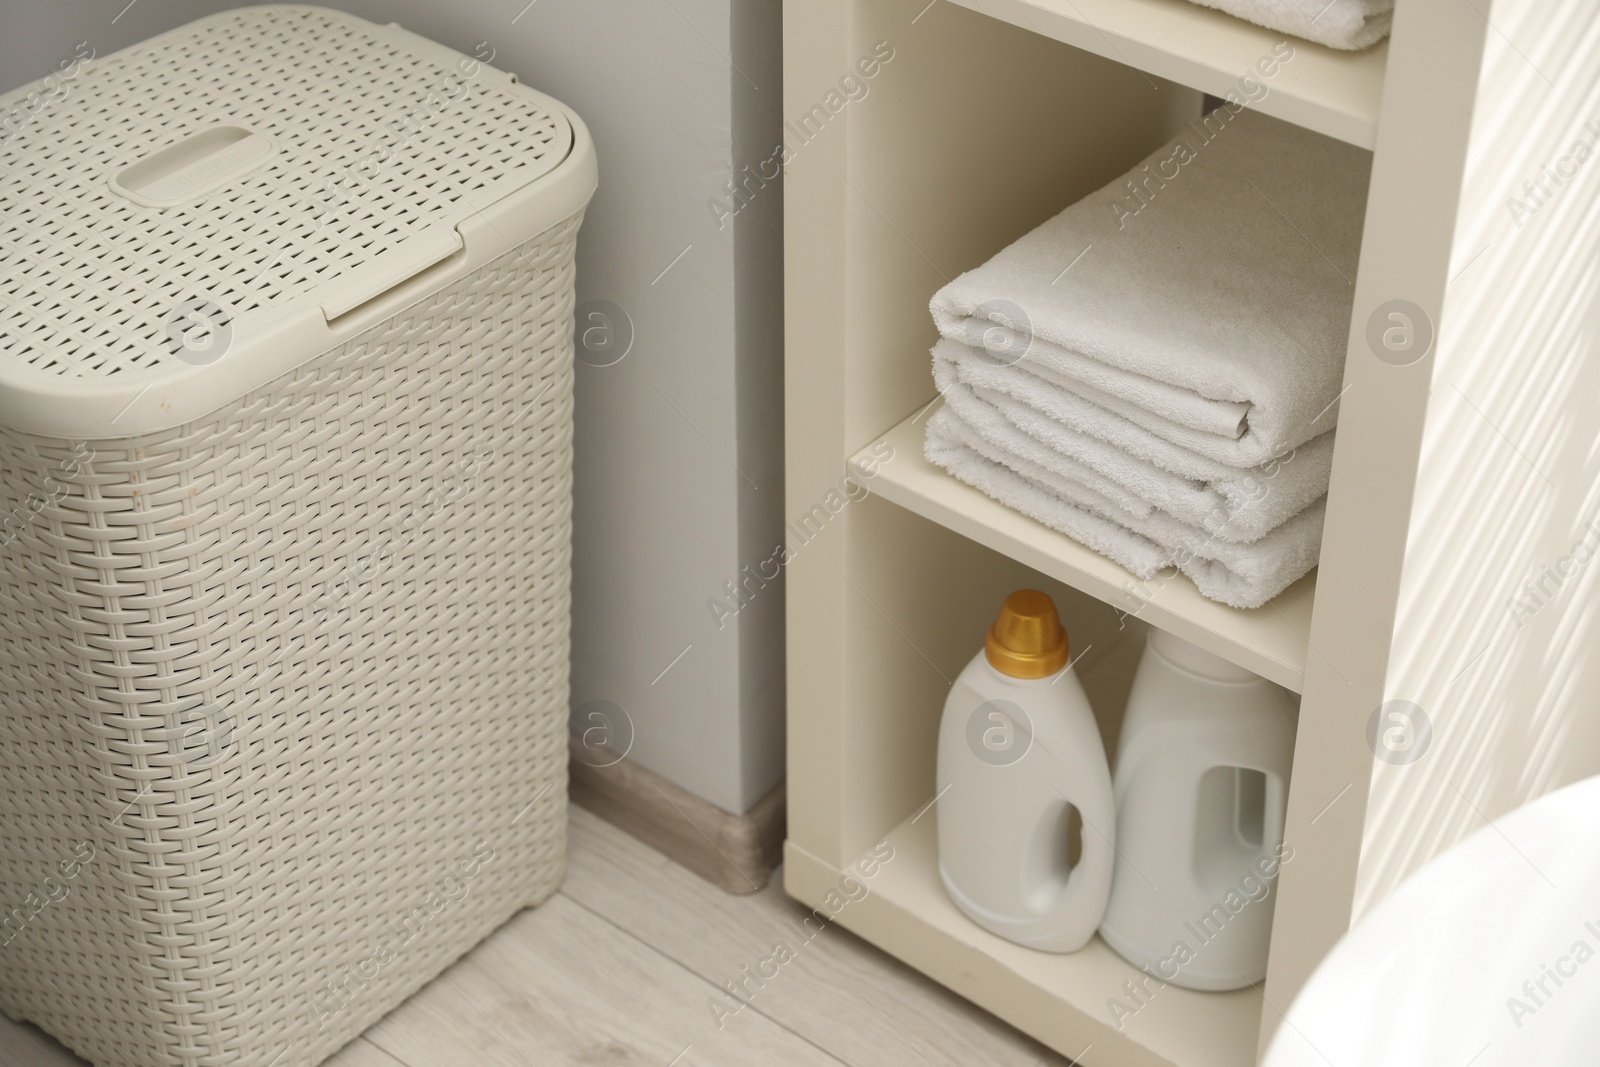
[985,589,1069,679]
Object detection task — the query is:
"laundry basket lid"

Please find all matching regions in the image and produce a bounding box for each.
[0,5,596,439]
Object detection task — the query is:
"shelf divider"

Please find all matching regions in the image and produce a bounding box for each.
[851,402,1315,692]
[942,0,1387,149]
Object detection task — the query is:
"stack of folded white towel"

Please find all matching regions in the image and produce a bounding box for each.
[924,110,1371,609]
[1187,0,1392,50]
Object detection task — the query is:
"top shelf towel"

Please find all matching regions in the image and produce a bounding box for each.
[1186,0,1393,51]
[930,109,1372,471]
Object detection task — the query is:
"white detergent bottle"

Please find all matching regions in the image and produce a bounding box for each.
[1099,628,1297,992]
[936,590,1115,953]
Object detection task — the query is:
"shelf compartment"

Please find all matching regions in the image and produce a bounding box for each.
[941,0,1386,149]
[850,403,1315,692]
[785,805,1261,1067]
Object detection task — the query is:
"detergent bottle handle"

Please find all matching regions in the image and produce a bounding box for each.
[1039,770,1116,927]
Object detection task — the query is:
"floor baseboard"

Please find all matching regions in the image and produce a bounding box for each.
[568,751,785,895]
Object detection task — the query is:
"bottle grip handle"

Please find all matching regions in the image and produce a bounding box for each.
[1044,791,1114,917]
[1263,770,1287,857]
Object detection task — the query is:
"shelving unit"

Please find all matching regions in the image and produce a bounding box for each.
[784,1,1599,1065]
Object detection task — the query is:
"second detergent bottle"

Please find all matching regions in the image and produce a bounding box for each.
[1099,628,1297,989]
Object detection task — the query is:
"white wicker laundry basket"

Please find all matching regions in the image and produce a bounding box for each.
[0,8,595,1067]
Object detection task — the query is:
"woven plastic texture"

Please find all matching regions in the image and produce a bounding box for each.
[0,5,566,378]
[0,214,581,1067]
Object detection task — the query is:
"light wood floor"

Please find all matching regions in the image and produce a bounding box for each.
[3,805,1067,1067]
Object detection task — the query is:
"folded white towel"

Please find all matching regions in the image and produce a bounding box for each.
[934,340,1333,543]
[926,415,1175,581]
[926,406,1325,609]
[1186,0,1392,51]
[930,109,1369,470]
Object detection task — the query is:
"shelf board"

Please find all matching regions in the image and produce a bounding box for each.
[942,0,1386,149]
[786,807,1261,1067]
[851,404,1315,692]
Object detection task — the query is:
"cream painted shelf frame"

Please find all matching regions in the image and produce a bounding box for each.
[784,0,1600,1065]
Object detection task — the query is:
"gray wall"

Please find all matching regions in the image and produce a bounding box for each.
[0,0,785,814]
